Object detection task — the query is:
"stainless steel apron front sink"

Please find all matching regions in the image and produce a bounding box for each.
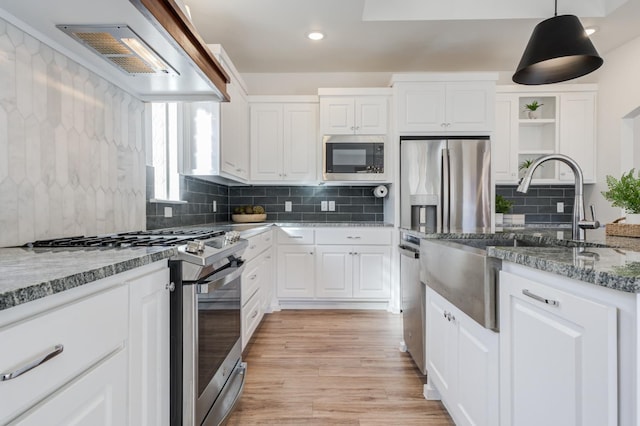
[420,235,605,331]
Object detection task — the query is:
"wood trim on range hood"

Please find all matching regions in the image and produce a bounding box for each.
[131,0,231,101]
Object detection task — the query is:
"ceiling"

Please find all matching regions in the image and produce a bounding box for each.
[185,0,640,74]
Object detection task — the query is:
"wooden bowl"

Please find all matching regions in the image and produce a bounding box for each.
[231,214,267,223]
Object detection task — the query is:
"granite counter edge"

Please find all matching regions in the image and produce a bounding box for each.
[0,248,177,311]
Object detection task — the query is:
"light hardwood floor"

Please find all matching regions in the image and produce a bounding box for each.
[226,310,454,425]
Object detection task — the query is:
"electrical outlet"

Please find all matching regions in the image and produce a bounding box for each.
[164,206,172,218]
[321,201,328,211]
[329,200,336,211]
[557,202,564,213]
[213,200,217,212]
[285,201,292,212]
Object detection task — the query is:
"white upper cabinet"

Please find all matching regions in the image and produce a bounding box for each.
[558,92,597,183]
[320,96,388,135]
[220,77,250,180]
[493,94,519,182]
[494,85,597,184]
[392,74,497,133]
[250,98,318,182]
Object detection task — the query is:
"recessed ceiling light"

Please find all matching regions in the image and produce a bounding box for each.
[585,27,598,36]
[307,31,324,41]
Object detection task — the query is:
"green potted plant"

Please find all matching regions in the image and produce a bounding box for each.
[524,100,543,119]
[601,168,640,224]
[495,194,514,225]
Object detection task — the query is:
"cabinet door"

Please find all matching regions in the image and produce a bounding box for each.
[276,245,315,298]
[315,245,353,298]
[221,79,249,180]
[425,288,457,403]
[283,103,318,181]
[352,245,391,299]
[320,97,355,134]
[494,94,519,183]
[456,312,499,426]
[500,271,617,426]
[128,267,170,426]
[251,103,283,180]
[260,247,274,312]
[12,349,128,426]
[355,96,388,134]
[446,82,494,132]
[396,82,447,132]
[558,92,596,183]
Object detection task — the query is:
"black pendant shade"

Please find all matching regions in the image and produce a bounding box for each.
[513,14,603,85]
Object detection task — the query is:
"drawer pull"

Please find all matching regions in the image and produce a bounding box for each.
[251,310,258,319]
[250,274,257,280]
[522,289,559,307]
[346,236,361,240]
[289,235,303,239]
[1,344,64,381]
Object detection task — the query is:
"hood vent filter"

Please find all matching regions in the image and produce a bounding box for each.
[58,25,177,76]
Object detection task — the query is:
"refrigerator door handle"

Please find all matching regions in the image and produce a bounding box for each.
[441,147,450,233]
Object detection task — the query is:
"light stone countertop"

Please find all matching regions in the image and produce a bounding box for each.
[0,246,176,312]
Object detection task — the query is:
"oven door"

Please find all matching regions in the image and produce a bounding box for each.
[182,263,245,426]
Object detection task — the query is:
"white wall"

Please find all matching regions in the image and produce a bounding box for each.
[0,17,146,247]
[242,72,394,95]
[589,35,640,224]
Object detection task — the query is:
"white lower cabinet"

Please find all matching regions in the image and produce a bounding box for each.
[499,270,618,426]
[276,244,316,298]
[276,227,392,303]
[12,349,128,426]
[315,245,391,299]
[0,261,171,426]
[425,287,499,426]
[128,266,171,426]
[241,230,274,348]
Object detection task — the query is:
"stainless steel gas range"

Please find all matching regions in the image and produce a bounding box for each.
[26,228,249,426]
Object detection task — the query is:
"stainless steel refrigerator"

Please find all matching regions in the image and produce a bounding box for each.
[400,136,492,233]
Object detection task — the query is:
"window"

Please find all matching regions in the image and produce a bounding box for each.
[150,102,181,201]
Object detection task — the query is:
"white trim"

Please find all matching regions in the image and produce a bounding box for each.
[276,300,390,310]
[496,83,598,93]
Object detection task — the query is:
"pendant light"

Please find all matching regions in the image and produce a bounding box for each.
[512,0,603,85]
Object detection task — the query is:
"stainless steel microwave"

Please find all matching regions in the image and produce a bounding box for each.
[322,135,386,181]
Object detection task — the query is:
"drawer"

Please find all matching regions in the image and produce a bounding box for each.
[276,228,315,245]
[241,257,262,306]
[315,228,392,245]
[0,285,128,423]
[242,288,263,348]
[243,230,274,262]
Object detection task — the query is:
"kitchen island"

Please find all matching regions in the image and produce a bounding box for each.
[409,225,640,426]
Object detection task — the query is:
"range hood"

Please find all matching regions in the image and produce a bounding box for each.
[0,0,229,101]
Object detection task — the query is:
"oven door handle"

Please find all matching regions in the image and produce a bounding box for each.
[194,264,245,294]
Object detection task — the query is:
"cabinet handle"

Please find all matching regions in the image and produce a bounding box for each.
[309,252,314,255]
[442,311,455,322]
[350,126,355,130]
[522,289,559,307]
[346,236,361,240]
[225,161,237,168]
[250,245,257,249]
[289,235,303,239]
[236,168,242,173]
[251,310,258,319]
[166,282,176,292]
[349,252,353,255]
[250,274,257,280]
[1,344,64,381]
[265,256,271,260]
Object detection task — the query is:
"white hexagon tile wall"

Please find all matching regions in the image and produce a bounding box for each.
[0,17,146,247]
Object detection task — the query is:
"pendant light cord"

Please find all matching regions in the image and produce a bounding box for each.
[554,0,558,16]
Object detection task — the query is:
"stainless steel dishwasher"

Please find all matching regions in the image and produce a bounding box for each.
[399,232,426,375]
